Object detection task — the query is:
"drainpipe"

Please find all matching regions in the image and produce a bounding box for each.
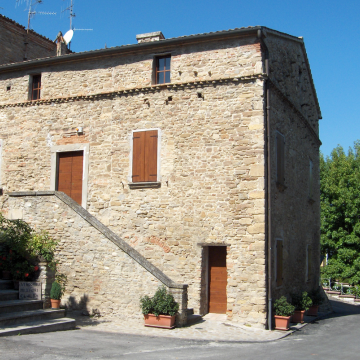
[257,29,272,330]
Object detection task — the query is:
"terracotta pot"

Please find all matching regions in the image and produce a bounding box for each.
[50,299,61,309]
[274,315,291,330]
[307,305,319,316]
[2,270,11,280]
[144,314,176,329]
[292,310,306,323]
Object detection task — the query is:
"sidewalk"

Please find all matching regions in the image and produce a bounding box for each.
[69,311,321,343]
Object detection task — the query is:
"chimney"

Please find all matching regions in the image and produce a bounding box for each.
[54,31,69,56]
[136,31,165,44]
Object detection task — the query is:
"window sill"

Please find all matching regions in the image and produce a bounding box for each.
[128,182,161,189]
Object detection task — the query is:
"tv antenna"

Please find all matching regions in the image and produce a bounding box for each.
[16,1,56,32]
[62,0,92,49]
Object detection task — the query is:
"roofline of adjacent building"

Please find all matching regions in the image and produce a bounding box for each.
[0,14,55,46]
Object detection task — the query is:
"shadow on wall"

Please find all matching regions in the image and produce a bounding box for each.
[65,294,101,320]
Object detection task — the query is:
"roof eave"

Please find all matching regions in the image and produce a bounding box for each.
[0,26,261,74]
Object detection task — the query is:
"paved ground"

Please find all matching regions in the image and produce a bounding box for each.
[71,312,304,342]
[0,299,359,359]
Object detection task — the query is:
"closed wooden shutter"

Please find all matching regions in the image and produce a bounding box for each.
[132,130,158,182]
[276,240,283,287]
[208,246,227,314]
[57,151,83,205]
[276,132,285,185]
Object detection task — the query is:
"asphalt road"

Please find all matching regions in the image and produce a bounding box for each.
[0,300,359,360]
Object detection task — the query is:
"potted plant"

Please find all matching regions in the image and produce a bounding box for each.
[140,286,179,329]
[291,291,312,323]
[273,296,295,330]
[50,273,67,309]
[307,287,324,316]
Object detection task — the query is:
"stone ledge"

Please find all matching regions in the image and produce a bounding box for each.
[9,191,56,197]
[128,182,161,189]
[0,74,266,109]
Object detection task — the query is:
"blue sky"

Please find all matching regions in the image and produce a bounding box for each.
[1,0,359,157]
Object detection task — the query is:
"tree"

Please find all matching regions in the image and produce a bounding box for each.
[320,141,360,285]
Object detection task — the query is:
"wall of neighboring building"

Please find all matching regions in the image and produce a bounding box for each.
[0,37,268,327]
[0,15,56,66]
[267,34,321,302]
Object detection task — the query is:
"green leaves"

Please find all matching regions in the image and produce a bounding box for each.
[321,142,360,284]
[140,286,179,316]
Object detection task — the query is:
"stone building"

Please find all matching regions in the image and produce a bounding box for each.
[0,25,322,328]
[0,14,57,65]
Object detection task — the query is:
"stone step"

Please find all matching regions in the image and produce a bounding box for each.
[187,314,203,325]
[0,317,76,337]
[0,299,43,314]
[0,280,13,291]
[186,308,194,315]
[0,290,19,301]
[0,308,65,327]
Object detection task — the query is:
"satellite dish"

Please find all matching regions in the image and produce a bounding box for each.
[63,29,74,45]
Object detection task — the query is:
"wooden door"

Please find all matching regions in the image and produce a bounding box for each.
[208,246,227,314]
[57,151,83,205]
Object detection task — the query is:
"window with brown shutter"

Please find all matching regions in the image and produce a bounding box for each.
[276,239,283,287]
[276,132,285,187]
[31,74,41,100]
[132,130,158,183]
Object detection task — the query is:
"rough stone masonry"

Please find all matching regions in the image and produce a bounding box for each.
[0,26,321,328]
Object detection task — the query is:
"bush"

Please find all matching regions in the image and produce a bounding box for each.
[50,281,62,300]
[308,287,324,306]
[274,296,295,317]
[351,286,360,298]
[291,291,313,311]
[27,231,58,269]
[140,286,179,316]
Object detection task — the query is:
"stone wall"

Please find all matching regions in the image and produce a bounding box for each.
[0,15,56,66]
[270,87,321,301]
[266,32,321,135]
[0,74,267,326]
[0,37,262,105]
[6,192,188,325]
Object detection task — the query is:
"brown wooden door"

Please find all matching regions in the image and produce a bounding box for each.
[57,151,83,205]
[208,246,227,314]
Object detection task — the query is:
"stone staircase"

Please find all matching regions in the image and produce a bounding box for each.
[0,280,76,336]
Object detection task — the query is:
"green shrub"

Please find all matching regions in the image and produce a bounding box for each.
[50,281,62,300]
[308,288,324,306]
[291,291,313,311]
[274,296,295,317]
[351,286,360,298]
[27,231,58,269]
[140,286,179,316]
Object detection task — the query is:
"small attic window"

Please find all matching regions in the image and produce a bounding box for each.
[30,74,41,100]
[155,55,171,84]
[6,86,11,91]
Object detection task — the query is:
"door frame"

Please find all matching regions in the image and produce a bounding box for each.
[50,143,90,208]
